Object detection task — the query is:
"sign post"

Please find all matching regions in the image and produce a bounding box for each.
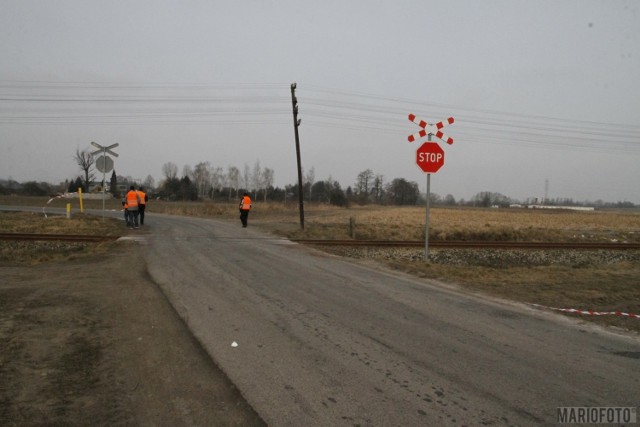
[425,136,432,260]
[415,138,445,259]
[407,114,455,260]
[90,141,119,218]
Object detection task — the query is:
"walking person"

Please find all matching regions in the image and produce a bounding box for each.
[137,186,148,225]
[125,185,141,229]
[239,192,252,228]
[122,197,130,227]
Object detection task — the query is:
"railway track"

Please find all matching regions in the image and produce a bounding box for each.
[292,239,640,250]
[0,233,119,243]
[2,233,639,250]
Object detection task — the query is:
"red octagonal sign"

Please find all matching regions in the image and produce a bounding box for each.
[416,142,445,173]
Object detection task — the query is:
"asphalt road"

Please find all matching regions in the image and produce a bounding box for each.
[6,205,637,425]
[133,213,640,426]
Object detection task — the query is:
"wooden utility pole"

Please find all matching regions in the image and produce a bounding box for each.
[291,82,304,229]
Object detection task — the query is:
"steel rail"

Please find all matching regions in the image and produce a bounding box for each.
[3,233,639,250]
[0,232,119,243]
[291,239,640,250]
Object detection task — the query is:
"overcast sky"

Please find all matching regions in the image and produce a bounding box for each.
[1,0,639,203]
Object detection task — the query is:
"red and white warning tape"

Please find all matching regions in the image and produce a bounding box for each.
[407,114,455,144]
[529,303,640,319]
[42,193,74,218]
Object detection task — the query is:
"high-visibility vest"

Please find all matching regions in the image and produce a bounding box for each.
[240,196,251,210]
[137,190,146,205]
[126,190,139,208]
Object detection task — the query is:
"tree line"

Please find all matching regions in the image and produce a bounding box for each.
[0,148,636,209]
[154,162,427,207]
[2,176,636,209]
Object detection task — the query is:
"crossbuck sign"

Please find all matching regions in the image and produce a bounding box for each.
[406,113,456,261]
[407,114,455,145]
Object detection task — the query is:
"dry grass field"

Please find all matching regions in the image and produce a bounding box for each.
[252,203,640,242]
[2,196,639,333]
[4,194,639,241]
[0,211,123,265]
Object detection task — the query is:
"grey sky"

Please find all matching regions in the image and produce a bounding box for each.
[1,0,639,203]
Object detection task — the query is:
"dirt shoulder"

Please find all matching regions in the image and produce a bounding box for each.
[0,240,265,426]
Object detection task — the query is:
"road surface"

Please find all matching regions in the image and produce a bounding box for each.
[138,213,640,426]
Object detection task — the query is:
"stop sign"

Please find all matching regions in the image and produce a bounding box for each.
[416,142,445,173]
[95,155,114,173]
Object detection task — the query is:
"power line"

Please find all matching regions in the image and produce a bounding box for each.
[1,80,638,154]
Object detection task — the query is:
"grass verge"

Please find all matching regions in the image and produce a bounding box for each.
[0,211,124,265]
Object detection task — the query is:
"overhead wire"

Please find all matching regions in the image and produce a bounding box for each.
[0,81,638,154]
[301,85,640,151]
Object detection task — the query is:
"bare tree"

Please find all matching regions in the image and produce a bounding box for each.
[209,166,224,198]
[227,166,240,200]
[243,164,251,193]
[251,160,262,199]
[355,169,374,203]
[75,148,95,191]
[261,167,274,202]
[142,175,155,191]
[305,166,315,201]
[372,174,384,203]
[182,165,194,181]
[162,162,178,180]
[385,178,419,205]
[444,194,456,206]
[193,162,211,198]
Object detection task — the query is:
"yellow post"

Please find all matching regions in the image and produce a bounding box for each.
[78,188,84,212]
[66,203,71,219]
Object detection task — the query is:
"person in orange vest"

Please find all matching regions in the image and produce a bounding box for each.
[125,185,141,229]
[122,197,130,227]
[136,186,148,226]
[239,192,252,228]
